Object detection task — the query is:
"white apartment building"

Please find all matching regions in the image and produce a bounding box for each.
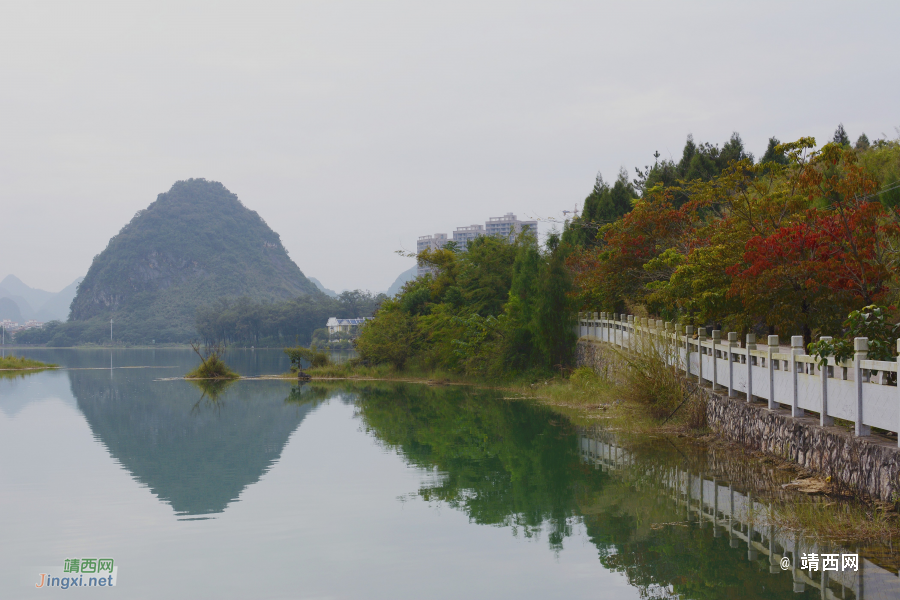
[416,233,448,276]
[484,213,538,241]
[451,224,484,251]
[416,213,537,276]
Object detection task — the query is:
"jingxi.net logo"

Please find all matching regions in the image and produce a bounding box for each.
[32,558,118,589]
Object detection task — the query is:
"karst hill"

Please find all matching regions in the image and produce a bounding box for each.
[67,179,320,342]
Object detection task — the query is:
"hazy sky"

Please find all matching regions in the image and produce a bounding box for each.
[1,1,898,294]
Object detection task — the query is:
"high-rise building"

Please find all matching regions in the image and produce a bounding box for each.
[416,233,447,276]
[451,224,484,251]
[416,213,537,277]
[484,212,538,241]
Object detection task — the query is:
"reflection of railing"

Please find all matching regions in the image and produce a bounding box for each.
[579,432,900,599]
[577,313,900,442]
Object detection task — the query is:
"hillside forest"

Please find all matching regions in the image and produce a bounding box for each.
[16,289,386,347]
[354,127,900,379]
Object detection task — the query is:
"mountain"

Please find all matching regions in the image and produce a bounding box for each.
[68,178,321,342]
[0,297,23,322]
[0,275,53,312]
[386,265,418,297]
[0,275,82,321]
[34,277,82,321]
[308,277,339,298]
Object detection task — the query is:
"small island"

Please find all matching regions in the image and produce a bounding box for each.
[185,344,239,380]
[0,355,57,371]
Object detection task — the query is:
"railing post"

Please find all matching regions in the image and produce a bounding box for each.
[655,319,664,357]
[711,330,722,390]
[819,336,834,427]
[684,325,694,376]
[746,334,756,403]
[591,312,598,339]
[600,312,606,342]
[854,337,870,436]
[790,336,805,418]
[665,322,673,368]
[641,317,649,355]
[727,332,738,398]
[698,327,708,385]
[627,315,635,353]
[767,335,778,410]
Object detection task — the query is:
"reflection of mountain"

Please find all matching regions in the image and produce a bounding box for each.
[0,370,75,417]
[68,370,324,517]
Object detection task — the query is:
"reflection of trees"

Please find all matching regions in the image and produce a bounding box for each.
[284,384,333,408]
[584,501,803,600]
[352,383,606,550]
[353,382,823,598]
[575,444,817,600]
[189,379,235,414]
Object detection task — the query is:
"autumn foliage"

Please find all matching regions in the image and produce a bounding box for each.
[565,136,900,343]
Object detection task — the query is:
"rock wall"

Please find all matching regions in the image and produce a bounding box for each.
[577,340,900,502]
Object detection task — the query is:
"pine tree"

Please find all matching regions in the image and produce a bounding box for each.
[760,137,788,165]
[833,124,850,146]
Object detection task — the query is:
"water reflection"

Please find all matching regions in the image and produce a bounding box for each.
[347,382,900,599]
[5,355,898,598]
[68,367,319,518]
[578,430,900,599]
[351,382,598,548]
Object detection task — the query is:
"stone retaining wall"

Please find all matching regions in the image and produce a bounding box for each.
[577,340,900,502]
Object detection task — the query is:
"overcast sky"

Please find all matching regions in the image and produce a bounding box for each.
[1,1,898,294]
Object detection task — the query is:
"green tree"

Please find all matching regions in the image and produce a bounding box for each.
[833,123,850,146]
[534,234,576,370]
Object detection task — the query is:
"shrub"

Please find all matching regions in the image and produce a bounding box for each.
[284,345,331,371]
[185,343,239,379]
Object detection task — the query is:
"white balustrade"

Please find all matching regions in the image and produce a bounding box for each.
[576,314,900,445]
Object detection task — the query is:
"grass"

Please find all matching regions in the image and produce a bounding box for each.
[771,496,900,543]
[302,361,521,387]
[519,339,708,434]
[0,355,57,370]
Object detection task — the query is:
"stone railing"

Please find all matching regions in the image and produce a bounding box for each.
[576,312,900,445]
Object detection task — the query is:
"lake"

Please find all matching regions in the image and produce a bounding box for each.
[2,348,899,599]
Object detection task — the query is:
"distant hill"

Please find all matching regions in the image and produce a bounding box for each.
[67,179,321,343]
[0,275,82,321]
[34,277,82,321]
[0,275,53,311]
[386,265,418,297]
[308,277,339,298]
[0,297,23,322]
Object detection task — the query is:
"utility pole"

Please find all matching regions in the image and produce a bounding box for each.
[110,318,113,344]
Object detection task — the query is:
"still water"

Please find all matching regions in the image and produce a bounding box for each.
[1,349,898,599]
